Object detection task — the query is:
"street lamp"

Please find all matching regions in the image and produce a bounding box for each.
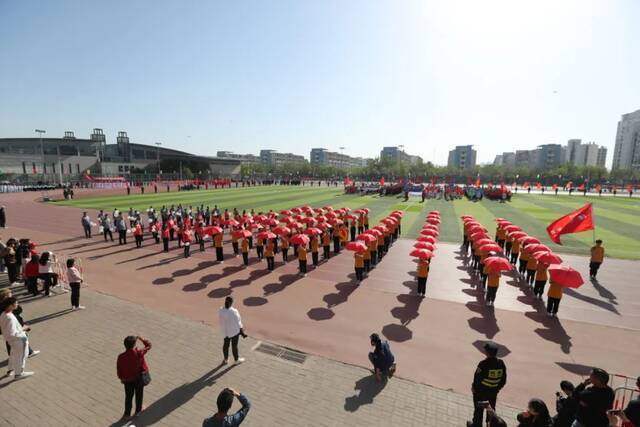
[35,129,46,175]
[155,142,162,175]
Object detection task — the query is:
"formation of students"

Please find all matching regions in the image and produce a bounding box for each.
[462,216,597,316]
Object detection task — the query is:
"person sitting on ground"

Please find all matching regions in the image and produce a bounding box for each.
[368,333,396,383]
[573,368,615,427]
[517,398,552,427]
[202,388,251,427]
[553,380,577,427]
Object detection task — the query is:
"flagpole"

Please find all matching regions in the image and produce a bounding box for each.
[591,203,596,243]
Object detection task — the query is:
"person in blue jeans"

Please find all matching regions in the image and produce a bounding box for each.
[368,333,396,383]
[202,388,250,427]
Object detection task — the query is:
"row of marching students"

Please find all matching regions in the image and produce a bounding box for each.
[461,216,585,315]
[348,210,404,284]
[409,210,441,297]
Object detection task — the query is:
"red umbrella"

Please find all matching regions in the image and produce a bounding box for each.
[521,236,541,245]
[484,256,513,273]
[419,235,436,244]
[317,223,331,231]
[301,217,317,225]
[413,241,435,251]
[257,231,276,240]
[280,209,292,216]
[290,234,310,246]
[374,225,389,233]
[328,218,344,226]
[345,214,358,221]
[232,229,252,239]
[272,226,291,236]
[509,231,528,240]
[503,225,521,233]
[469,231,489,241]
[390,211,403,219]
[548,266,584,288]
[345,241,368,253]
[429,210,440,216]
[479,243,502,253]
[467,225,487,233]
[302,205,312,212]
[304,227,322,236]
[323,206,335,211]
[526,243,551,254]
[416,236,435,243]
[315,216,326,223]
[325,212,337,219]
[314,207,325,214]
[262,218,278,226]
[382,218,397,226]
[354,209,366,215]
[357,233,377,243]
[422,224,439,230]
[366,229,382,237]
[204,226,223,235]
[494,217,507,222]
[461,215,474,219]
[533,251,563,265]
[289,222,303,230]
[426,217,441,225]
[225,219,240,227]
[291,207,302,214]
[475,238,495,247]
[410,249,434,259]
[419,229,438,237]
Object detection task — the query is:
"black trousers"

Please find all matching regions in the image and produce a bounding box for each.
[510,252,518,264]
[312,252,318,266]
[27,277,38,295]
[256,246,263,260]
[216,247,224,262]
[350,227,356,241]
[333,238,340,254]
[378,246,384,261]
[370,251,377,266]
[119,230,127,245]
[534,280,546,297]
[589,261,601,277]
[355,267,364,281]
[135,235,143,248]
[526,269,535,285]
[505,241,512,257]
[6,263,18,284]
[184,244,190,258]
[84,226,92,238]
[242,253,249,266]
[486,286,497,302]
[417,277,427,294]
[200,239,205,252]
[299,260,307,274]
[223,334,240,361]
[547,297,560,314]
[162,238,169,252]
[323,246,330,259]
[518,259,527,274]
[104,229,113,242]
[123,378,144,416]
[472,391,498,427]
[266,256,274,270]
[232,242,239,255]
[282,248,288,262]
[364,259,370,272]
[70,282,81,307]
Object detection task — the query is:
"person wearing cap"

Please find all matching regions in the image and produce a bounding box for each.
[572,368,614,427]
[368,333,396,383]
[589,240,605,279]
[468,342,507,427]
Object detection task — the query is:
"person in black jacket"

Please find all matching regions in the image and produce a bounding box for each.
[553,381,577,427]
[572,368,614,427]
[517,398,552,427]
[468,342,507,427]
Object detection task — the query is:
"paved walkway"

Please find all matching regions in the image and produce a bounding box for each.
[0,278,519,426]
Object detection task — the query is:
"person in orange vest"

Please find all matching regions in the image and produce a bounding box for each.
[231,233,239,256]
[354,251,364,283]
[340,225,348,249]
[214,232,224,263]
[182,226,193,258]
[510,236,520,265]
[383,228,391,253]
[357,214,364,235]
[280,235,289,263]
[255,236,264,260]
[310,235,319,267]
[533,262,548,299]
[486,271,500,306]
[133,222,144,248]
[363,214,369,231]
[349,219,356,242]
[297,244,307,276]
[161,223,170,252]
[416,258,429,297]
[495,226,506,249]
[589,240,605,279]
[151,221,160,244]
[546,280,563,317]
[240,238,249,267]
[369,238,377,267]
[322,231,331,259]
[377,233,384,262]
[197,225,206,252]
[332,226,341,255]
[363,244,371,273]
[265,239,275,271]
[525,249,537,286]
[518,243,529,277]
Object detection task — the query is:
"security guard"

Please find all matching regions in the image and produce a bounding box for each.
[468,342,507,427]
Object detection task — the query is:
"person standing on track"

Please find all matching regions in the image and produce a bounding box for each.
[265,239,275,271]
[589,240,605,279]
[241,237,249,267]
[546,280,563,317]
[298,243,307,276]
[416,258,429,297]
[133,222,143,248]
[214,232,224,263]
[81,212,92,239]
[182,227,193,258]
[310,235,319,267]
[468,342,507,427]
[322,231,331,260]
[161,223,170,252]
[354,251,364,283]
[280,234,289,263]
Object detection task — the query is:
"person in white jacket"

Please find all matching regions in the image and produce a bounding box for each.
[218,297,248,365]
[0,297,33,378]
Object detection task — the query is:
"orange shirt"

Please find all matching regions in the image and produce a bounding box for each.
[241,239,249,253]
[377,236,384,246]
[214,234,223,248]
[487,273,500,287]
[590,246,604,263]
[417,260,429,278]
[298,246,307,261]
[527,256,537,270]
[535,264,548,281]
[280,237,289,249]
[354,253,364,268]
[511,240,520,254]
[547,282,563,299]
[340,228,348,242]
[265,242,274,257]
[311,238,319,252]
[363,248,371,260]
[322,233,330,246]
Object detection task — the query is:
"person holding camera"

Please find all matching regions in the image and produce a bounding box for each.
[218,297,247,364]
[468,342,507,427]
[517,398,552,426]
[572,368,615,427]
[554,381,578,427]
[202,388,251,427]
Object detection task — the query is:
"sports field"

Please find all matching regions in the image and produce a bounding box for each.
[56,187,640,259]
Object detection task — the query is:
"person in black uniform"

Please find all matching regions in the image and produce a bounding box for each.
[468,342,507,427]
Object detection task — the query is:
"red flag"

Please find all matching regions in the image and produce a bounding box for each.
[577,183,585,191]
[523,181,530,189]
[546,203,594,245]
[552,184,558,191]
[344,176,352,186]
[536,182,542,190]
[379,177,385,186]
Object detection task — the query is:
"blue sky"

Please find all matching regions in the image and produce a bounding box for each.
[1,0,638,166]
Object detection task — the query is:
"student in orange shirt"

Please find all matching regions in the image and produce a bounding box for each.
[533,262,548,299]
[509,236,520,265]
[133,222,144,248]
[589,240,605,279]
[485,272,500,306]
[322,231,331,259]
[182,227,193,258]
[363,214,369,231]
[363,245,371,273]
[161,224,170,253]
[214,232,224,263]
[416,259,429,297]
[525,250,537,286]
[377,234,384,262]
[280,235,289,263]
[546,280,563,317]
[369,239,377,267]
[310,236,319,267]
[354,251,364,283]
[297,244,307,276]
[332,226,341,255]
[255,236,264,260]
[357,214,364,235]
[265,239,275,271]
[231,233,239,256]
[240,238,249,266]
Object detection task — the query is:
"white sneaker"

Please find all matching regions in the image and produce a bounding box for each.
[14,371,34,379]
[28,350,41,358]
[222,359,229,365]
[234,358,245,364]
[76,306,86,310]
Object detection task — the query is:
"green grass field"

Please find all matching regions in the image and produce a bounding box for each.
[56,188,640,259]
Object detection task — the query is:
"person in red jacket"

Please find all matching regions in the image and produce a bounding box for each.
[161,224,170,252]
[24,255,40,296]
[182,227,193,258]
[133,222,143,248]
[116,335,152,421]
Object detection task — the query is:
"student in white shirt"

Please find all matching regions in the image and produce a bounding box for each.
[66,258,85,310]
[0,297,33,378]
[218,297,247,365]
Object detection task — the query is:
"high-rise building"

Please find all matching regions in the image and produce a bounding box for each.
[259,149,307,166]
[216,151,261,165]
[612,109,640,170]
[564,139,607,167]
[596,147,607,167]
[447,145,477,169]
[309,148,364,168]
[380,147,423,165]
[533,144,564,170]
